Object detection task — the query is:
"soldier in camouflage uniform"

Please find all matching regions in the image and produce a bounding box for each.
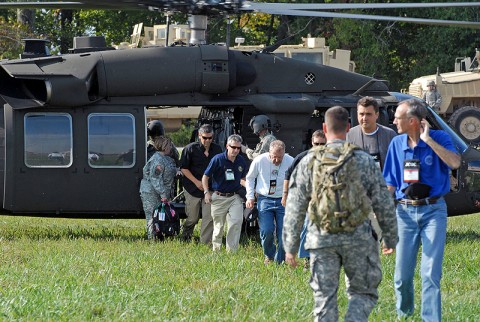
[243,115,276,160]
[140,136,177,239]
[283,106,398,322]
[422,80,442,113]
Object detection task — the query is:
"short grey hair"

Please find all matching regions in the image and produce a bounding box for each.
[269,140,285,152]
[198,124,213,135]
[399,98,427,121]
[227,134,242,145]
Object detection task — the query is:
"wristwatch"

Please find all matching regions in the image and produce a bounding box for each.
[204,190,209,195]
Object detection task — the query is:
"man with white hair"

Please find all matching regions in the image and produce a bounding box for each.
[246,140,293,264]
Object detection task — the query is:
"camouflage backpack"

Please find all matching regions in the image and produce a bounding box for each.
[307,142,373,233]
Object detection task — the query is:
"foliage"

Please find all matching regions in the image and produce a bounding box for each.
[0,16,34,59]
[329,0,480,90]
[0,213,479,320]
[168,121,196,147]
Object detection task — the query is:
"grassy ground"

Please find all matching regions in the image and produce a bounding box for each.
[0,213,479,321]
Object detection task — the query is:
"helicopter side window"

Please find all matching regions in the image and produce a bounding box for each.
[24,113,73,168]
[88,113,136,168]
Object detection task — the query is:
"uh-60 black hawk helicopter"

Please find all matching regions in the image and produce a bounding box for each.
[1,0,480,218]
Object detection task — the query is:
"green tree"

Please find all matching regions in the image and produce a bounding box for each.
[0,16,33,59]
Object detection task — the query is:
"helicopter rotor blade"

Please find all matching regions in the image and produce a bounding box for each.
[243,2,480,11]
[251,8,480,29]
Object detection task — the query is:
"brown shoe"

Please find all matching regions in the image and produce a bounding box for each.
[264,257,273,265]
[303,258,310,271]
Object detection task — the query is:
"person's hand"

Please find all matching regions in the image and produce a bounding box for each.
[246,199,255,209]
[204,192,212,204]
[285,252,298,268]
[382,248,395,255]
[419,119,431,143]
[195,181,204,191]
[281,194,287,207]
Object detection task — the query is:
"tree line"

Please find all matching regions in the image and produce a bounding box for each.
[1,1,479,90]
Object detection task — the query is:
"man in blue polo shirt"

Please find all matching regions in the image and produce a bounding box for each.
[383,98,461,321]
[202,134,247,252]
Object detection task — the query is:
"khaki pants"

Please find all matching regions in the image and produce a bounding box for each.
[210,193,244,252]
[182,190,214,244]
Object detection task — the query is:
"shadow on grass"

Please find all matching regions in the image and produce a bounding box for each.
[446,230,480,243]
[1,226,146,242]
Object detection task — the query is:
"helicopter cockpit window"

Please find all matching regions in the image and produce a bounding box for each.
[88,113,136,168]
[24,113,73,168]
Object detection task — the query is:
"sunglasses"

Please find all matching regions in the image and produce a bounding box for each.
[313,142,325,146]
[201,136,213,140]
[229,145,241,150]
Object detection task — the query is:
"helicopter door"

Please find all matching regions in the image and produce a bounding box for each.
[3,104,146,215]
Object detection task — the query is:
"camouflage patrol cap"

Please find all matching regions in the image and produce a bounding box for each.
[427,80,436,86]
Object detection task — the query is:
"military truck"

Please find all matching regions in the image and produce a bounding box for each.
[232,36,356,72]
[408,50,480,143]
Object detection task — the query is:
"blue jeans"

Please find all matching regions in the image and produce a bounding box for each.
[257,195,285,263]
[395,198,447,321]
[298,215,310,258]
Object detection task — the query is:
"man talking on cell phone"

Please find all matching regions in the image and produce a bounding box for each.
[383,98,461,321]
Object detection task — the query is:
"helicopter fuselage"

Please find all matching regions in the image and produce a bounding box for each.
[0,45,479,217]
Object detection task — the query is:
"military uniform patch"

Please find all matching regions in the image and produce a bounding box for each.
[238,166,243,172]
[154,165,163,176]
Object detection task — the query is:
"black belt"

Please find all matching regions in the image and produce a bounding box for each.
[215,191,235,197]
[398,198,438,206]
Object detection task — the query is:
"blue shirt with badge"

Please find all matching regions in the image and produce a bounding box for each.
[204,151,247,193]
[383,129,458,200]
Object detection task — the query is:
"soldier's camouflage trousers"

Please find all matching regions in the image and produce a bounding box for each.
[309,235,381,322]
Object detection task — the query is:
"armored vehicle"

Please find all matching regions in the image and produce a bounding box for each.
[408,50,480,144]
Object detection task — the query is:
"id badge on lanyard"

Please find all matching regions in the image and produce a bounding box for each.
[269,169,278,194]
[404,159,420,183]
[225,168,235,181]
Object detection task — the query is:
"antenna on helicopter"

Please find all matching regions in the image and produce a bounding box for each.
[164,11,172,46]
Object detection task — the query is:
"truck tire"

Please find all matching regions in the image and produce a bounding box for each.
[449,106,480,144]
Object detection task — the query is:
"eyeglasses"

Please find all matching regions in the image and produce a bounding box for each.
[229,145,241,150]
[313,142,325,146]
[394,116,409,120]
[201,136,213,140]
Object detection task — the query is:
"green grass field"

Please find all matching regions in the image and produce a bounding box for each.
[1,213,479,321]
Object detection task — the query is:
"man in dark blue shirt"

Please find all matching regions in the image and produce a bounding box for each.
[202,134,247,252]
[180,124,222,244]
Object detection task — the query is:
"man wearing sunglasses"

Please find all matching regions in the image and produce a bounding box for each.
[202,134,247,252]
[180,124,222,244]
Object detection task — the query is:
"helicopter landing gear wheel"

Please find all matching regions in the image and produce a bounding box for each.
[449,106,480,144]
